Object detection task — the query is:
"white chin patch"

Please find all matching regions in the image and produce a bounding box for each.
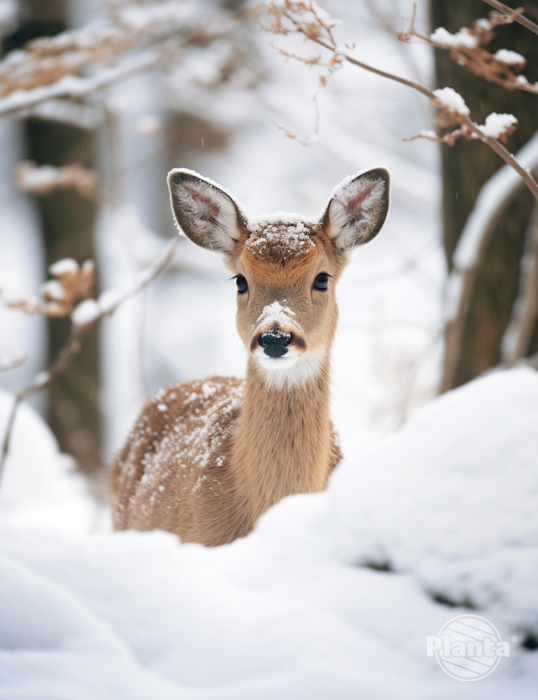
[257,355,299,370]
[255,350,325,390]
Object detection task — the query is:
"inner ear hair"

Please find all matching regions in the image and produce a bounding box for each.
[168,169,247,254]
[323,167,390,252]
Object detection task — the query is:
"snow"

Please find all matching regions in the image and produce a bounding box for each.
[476,113,517,138]
[71,298,100,326]
[0,388,95,531]
[1,368,538,697]
[432,87,470,116]
[430,27,478,49]
[246,221,316,260]
[48,257,79,276]
[493,49,526,66]
[256,300,298,330]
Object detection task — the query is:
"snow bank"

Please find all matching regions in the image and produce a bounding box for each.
[1,368,537,697]
[0,388,95,531]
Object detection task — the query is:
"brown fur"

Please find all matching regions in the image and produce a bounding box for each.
[110,168,389,547]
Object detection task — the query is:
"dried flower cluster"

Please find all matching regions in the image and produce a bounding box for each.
[399,5,538,96]
[1,258,95,318]
[15,161,100,201]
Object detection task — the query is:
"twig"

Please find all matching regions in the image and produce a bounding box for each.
[482,0,538,36]
[0,236,179,486]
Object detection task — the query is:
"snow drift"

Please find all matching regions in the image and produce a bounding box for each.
[1,367,537,698]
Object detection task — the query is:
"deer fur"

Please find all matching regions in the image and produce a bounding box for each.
[109,166,390,547]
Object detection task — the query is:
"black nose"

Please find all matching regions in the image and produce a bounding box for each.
[259,330,292,358]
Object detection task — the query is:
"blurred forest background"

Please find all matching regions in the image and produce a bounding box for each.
[0,0,536,497]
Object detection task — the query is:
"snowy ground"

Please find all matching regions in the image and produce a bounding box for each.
[1,367,537,698]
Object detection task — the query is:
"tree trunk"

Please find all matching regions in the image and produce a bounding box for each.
[3,1,102,478]
[431,0,538,389]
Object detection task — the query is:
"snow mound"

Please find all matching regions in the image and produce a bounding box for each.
[0,388,95,532]
[1,368,537,697]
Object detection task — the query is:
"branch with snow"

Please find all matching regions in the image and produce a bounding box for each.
[259,0,538,202]
[0,2,241,119]
[15,161,100,201]
[1,258,95,318]
[0,236,180,484]
[399,4,538,96]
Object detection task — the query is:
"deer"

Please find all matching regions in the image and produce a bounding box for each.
[109,166,390,547]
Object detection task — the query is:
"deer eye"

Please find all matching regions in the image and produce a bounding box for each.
[313,273,329,291]
[236,275,248,294]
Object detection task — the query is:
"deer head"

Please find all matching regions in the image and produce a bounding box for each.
[168,168,390,387]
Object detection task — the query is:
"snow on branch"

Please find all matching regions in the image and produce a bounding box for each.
[15,161,100,201]
[399,3,538,96]
[0,1,239,119]
[258,0,538,202]
[0,235,180,483]
[1,257,95,318]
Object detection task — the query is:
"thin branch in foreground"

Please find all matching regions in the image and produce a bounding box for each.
[0,236,180,486]
[258,1,538,202]
[482,0,538,36]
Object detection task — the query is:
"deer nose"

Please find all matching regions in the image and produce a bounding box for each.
[258,330,292,358]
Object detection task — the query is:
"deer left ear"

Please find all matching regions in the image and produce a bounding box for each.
[167,168,246,254]
[322,167,390,251]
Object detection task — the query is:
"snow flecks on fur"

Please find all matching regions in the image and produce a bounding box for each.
[256,301,298,331]
[246,220,316,263]
[116,379,245,525]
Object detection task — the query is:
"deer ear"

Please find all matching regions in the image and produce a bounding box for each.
[322,167,390,251]
[167,169,246,253]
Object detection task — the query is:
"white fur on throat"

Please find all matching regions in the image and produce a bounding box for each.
[255,349,326,390]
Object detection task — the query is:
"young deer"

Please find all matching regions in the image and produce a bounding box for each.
[109,167,390,547]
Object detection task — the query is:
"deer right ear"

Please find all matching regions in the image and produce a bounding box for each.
[167,169,246,254]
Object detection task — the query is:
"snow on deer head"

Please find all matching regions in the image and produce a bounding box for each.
[168,167,390,387]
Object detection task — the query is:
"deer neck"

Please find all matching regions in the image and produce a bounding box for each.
[231,351,333,518]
